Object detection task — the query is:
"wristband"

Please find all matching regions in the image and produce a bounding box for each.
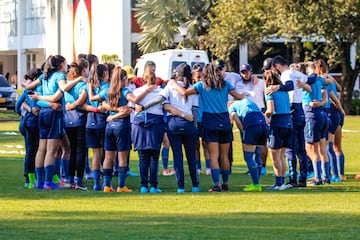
[59,88,64,94]
[91,107,98,113]
[181,113,185,118]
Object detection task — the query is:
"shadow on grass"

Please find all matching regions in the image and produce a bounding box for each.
[0,210,359,239]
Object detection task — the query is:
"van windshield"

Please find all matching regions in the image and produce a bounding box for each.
[171,61,187,75]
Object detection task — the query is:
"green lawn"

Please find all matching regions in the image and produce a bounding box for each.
[0,118,360,239]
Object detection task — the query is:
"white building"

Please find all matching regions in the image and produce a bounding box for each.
[0,0,137,88]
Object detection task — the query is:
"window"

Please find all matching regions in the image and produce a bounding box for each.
[0,0,17,37]
[25,0,45,35]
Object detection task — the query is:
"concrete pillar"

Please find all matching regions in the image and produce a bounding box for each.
[119,1,131,66]
[16,0,26,88]
[239,43,248,69]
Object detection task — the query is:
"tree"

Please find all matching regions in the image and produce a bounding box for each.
[135,0,215,53]
[208,0,360,113]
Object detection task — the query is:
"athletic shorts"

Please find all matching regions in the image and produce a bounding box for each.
[304,112,325,143]
[203,128,232,144]
[39,108,63,139]
[104,120,131,151]
[267,127,293,149]
[241,125,268,146]
[86,128,105,148]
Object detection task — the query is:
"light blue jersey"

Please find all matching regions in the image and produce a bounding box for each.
[42,72,66,97]
[302,76,325,107]
[64,80,87,104]
[99,87,131,115]
[193,81,234,113]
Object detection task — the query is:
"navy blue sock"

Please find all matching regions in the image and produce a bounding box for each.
[54,157,61,177]
[93,170,100,185]
[118,166,127,188]
[44,165,55,185]
[255,147,263,176]
[35,167,44,184]
[211,168,220,185]
[62,159,70,179]
[205,159,211,169]
[221,169,231,184]
[337,153,345,176]
[281,176,285,185]
[103,168,113,187]
[313,160,321,181]
[275,176,282,186]
[328,142,338,177]
[321,161,330,180]
[244,151,259,185]
[161,147,169,169]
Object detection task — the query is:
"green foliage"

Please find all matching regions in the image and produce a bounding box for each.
[135,0,214,53]
[350,99,360,115]
[101,54,121,64]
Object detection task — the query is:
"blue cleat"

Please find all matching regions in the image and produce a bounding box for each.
[192,187,200,193]
[127,170,139,177]
[149,187,162,193]
[177,188,185,193]
[140,187,148,193]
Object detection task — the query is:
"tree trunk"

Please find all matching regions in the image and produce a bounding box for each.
[339,42,359,114]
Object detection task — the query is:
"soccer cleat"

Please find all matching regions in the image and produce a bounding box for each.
[140,187,148,193]
[117,186,133,193]
[197,169,202,175]
[278,184,289,190]
[103,186,115,192]
[243,184,262,192]
[285,182,297,188]
[192,187,200,193]
[127,170,139,177]
[261,167,268,176]
[93,183,102,191]
[307,172,315,180]
[170,169,176,175]
[297,181,307,187]
[163,169,172,176]
[59,179,73,189]
[340,175,347,181]
[266,184,281,190]
[24,182,29,188]
[307,180,323,186]
[208,185,221,192]
[43,182,64,190]
[28,182,36,189]
[149,187,162,193]
[36,182,44,190]
[221,183,229,191]
[75,184,88,191]
[177,188,185,193]
[85,172,94,180]
[322,178,331,185]
[354,174,360,180]
[53,175,61,184]
[206,168,211,175]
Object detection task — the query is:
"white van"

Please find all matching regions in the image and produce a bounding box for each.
[134,49,209,80]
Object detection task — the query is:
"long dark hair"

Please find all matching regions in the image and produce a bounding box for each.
[89,64,107,89]
[202,62,225,90]
[263,69,282,87]
[67,58,89,80]
[108,66,128,108]
[43,55,66,80]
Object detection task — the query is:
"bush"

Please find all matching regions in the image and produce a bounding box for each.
[349,99,360,115]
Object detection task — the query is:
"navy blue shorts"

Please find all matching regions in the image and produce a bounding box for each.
[39,108,63,139]
[267,127,293,149]
[86,128,105,148]
[304,111,325,143]
[328,107,340,134]
[241,125,268,146]
[203,128,232,144]
[104,119,131,151]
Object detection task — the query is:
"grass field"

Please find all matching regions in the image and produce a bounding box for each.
[0,117,360,239]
